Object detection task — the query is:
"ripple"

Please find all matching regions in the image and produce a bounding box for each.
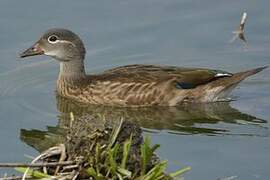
[0,60,55,97]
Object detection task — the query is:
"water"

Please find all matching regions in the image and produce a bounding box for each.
[0,0,269,179]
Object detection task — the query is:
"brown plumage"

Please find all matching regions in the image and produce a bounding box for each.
[20,28,267,107]
[55,65,267,106]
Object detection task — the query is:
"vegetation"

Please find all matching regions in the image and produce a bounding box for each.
[1,114,190,179]
[13,137,190,179]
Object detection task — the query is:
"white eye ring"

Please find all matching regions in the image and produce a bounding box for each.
[47,35,59,44]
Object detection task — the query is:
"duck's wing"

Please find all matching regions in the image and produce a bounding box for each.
[98,64,232,89]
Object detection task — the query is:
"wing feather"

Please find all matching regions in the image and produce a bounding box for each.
[97,64,232,88]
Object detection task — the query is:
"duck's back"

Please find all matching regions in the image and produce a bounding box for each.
[57,64,234,106]
[100,64,230,85]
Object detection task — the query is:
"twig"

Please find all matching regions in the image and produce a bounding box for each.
[0,161,74,168]
[22,144,64,180]
[230,11,248,46]
[55,144,67,175]
[62,164,79,171]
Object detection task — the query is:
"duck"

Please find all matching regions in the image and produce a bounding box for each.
[20,28,267,107]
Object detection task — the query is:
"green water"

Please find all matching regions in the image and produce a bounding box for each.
[0,0,269,179]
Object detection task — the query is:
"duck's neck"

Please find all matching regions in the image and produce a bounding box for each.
[58,59,86,82]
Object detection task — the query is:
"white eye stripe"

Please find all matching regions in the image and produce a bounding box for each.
[47,36,76,47]
[57,40,76,47]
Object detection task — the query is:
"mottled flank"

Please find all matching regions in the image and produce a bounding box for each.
[56,64,267,107]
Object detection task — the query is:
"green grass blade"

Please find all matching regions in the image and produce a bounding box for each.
[141,161,167,180]
[109,118,123,148]
[15,167,51,179]
[117,167,132,178]
[141,136,160,175]
[121,134,132,169]
[169,166,191,177]
[107,143,120,174]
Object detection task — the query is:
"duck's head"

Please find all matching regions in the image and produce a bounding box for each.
[20,28,86,62]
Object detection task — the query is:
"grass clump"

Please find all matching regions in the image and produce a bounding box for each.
[9,114,191,179]
[15,136,190,179]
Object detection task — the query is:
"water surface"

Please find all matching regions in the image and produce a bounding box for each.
[0,0,269,179]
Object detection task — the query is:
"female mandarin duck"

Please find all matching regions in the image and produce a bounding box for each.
[20,28,267,107]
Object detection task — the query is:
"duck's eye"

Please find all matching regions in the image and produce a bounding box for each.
[48,35,59,43]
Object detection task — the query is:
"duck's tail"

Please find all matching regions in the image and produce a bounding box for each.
[194,66,268,102]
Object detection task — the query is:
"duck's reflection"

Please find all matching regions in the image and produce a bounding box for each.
[21,95,267,152]
[56,96,266,134]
